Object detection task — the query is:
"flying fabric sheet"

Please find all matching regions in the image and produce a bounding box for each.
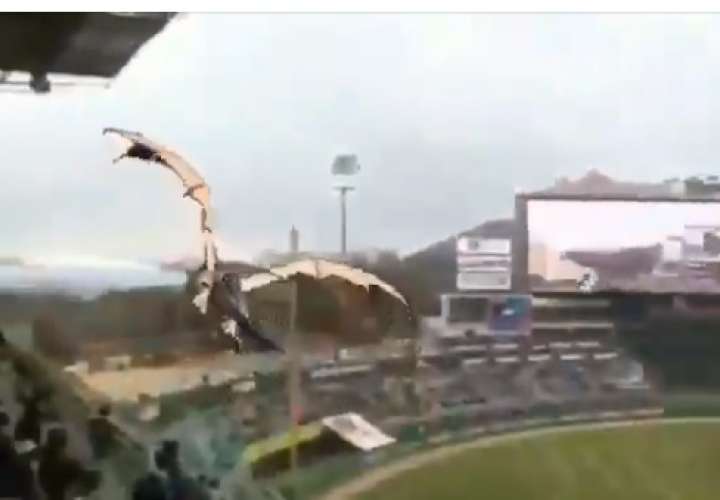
[103,127,282,353]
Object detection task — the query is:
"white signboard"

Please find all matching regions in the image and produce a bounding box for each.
[322,413,396,451]
[456,236,512,291]
[457,271,511,291]
[457,237,511,255]
[457,255,511,268]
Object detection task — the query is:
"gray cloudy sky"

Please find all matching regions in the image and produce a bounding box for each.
[4,14,720,264]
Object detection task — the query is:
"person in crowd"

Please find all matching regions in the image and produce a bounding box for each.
[0,410,17,495]
[155,440,210,500]
[15,392,45,445]
[0,410,39,500]
[133,471,168,500]
[0,330,9,363]
[0,408,12,449]
[87,403,118,461]
[15,383,55,446]
[206,478,224,500]
[37,427,101,500]
[13,359,34,403]
[132,445,169,500]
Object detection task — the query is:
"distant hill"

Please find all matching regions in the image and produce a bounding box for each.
[0,256,23,267]
[402,218,515,314]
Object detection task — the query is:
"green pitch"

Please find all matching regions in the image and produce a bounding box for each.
[356,422,720,500]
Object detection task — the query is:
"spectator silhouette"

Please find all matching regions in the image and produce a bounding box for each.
[0,410,16,495]
[0,330,9,363]
[132,445,169,500]
[14,392,45,445]
[156,440,210,500]
[0,410,39,500]
[13,359,34,403]
[0,408,12,451]
[133,471,168,500]
[37,427,101,500]
[134,440,212,500]
[87,403,118,461]
[207,477,223,500]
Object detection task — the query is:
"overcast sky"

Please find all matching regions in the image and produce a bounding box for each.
[5,14,720,264]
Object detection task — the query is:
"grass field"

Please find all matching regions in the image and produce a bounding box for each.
[354,421,720,500]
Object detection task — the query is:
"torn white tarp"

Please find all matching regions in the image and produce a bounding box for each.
[102,128,282,353]
[241,258,408,305]
[321,412,396,451]
[103,127,217,313]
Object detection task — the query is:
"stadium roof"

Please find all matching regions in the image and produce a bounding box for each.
[0,13,174,89]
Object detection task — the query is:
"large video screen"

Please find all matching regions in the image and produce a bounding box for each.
[527,198,720,293]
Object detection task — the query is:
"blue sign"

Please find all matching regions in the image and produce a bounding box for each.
[488,295,532,335]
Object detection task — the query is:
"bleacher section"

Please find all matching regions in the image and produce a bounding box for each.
[230,292,659,442]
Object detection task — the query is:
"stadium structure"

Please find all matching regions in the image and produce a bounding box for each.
[0,13,174,93]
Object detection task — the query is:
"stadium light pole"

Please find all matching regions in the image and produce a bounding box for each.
[331,155,361,256]
[334,186,354,255]
[287,278,300,491]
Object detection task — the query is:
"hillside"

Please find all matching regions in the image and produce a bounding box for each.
[398,170,672,312]
[402,219,515,313]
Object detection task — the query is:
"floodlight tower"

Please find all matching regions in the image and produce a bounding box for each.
[335,186,354,255]
[331,155,360,255]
